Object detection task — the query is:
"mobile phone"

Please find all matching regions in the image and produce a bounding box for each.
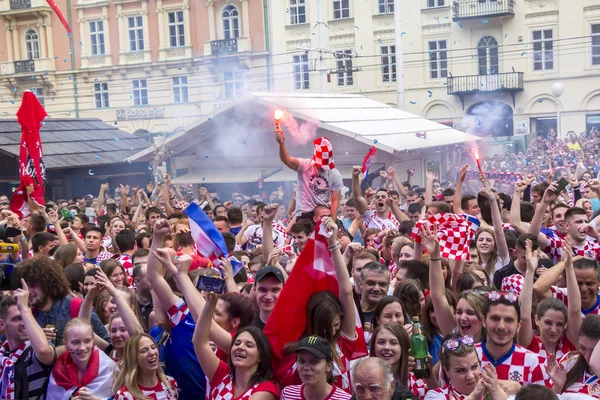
[553,178,569,194]
[196,276,226,294]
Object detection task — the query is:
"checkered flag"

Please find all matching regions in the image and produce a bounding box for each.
[313,137,335,170]
[412,213,480,260]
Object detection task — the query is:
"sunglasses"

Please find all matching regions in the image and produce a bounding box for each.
[442,335,475,352]
[487,291,518,303]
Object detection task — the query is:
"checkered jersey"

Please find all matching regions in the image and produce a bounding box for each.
[501,274,524,295]
[559,351,600,397]
[543,237,600,263]
[550,286,600,317]
[312,137,335,170]
[408,373,429,399]
[208,360,279,400]
[526,335,575,361]
[167,298,190,328]
[115,377,179,400]
[94,251,114,265]
[113,254,133,278]
[475,342,549,386]
[412,213,480,260]
[362,209,400,231]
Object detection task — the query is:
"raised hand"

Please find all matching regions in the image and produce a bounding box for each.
[13,279,30,311]
[458,164,469,182]
[322,216,339,246]
[343,243,363,258]
[525,239,539,273]
[262,204,278,223]
[420,224,440,256]
[153,219,171,238]
[542,183,559,203]
[546,353,567,391]
[94,269,117,296]
[153,248,179,276]
[100,182,109,192]
[352,165,361,177]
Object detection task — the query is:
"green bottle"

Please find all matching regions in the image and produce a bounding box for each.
[410,316,430,379]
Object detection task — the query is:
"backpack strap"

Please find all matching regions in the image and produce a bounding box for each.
[69,297,84,319]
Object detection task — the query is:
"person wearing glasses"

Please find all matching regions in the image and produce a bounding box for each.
[425,333,508,400]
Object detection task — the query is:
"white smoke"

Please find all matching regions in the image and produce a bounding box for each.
[279,112,317,146]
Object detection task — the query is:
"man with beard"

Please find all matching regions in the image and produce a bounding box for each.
[352,167,407,231]
[0,281,56,399]
[132,262,153,332]
[359,262,390,330]
[475,291,548,387]
[17,257,108,347]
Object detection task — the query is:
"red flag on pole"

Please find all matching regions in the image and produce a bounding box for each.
[10,91,47,218]
[46,0,72,33]
[361,146,377,176]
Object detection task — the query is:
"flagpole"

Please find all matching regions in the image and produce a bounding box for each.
[66,0,79,118]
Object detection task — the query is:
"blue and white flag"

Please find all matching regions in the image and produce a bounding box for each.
[183,201,243,276]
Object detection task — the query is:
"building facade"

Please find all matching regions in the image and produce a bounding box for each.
[269,0,600,140]
[0,0,269,134]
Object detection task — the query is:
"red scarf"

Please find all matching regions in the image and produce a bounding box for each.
[0,341,27,399]
[52,347,100,391]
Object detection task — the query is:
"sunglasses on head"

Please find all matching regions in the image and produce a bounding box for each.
[487,290,518,303]
[442,335,475,352]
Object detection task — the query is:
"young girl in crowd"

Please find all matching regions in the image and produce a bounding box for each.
[281,335,351,400]
[54,243,83,269]
[424,333,507,400]
[114,333,179,400]
[474,227,509,279]
[193,293,279,400]
[100,259,128,287]
[46,318,116,399]
[371,296,408,333]
[393,280,425,321]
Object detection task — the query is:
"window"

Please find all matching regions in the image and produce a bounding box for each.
[335,50,354,86]
[128,16,144,51]
[293,54,310,89]
[172,76,189,103]
[378,0,393,14]
[428,40,448,79]
[532,29,553,71]
[94,83,110,109]
[426,0,445,7]
[89,21,105,55]
[332,0,349,19]
[381,45,396,83]
[25,30,40,60]
[132,79,148,106]
[31,88,44,107]
[222,5,240,39]
[168,11,185,47]
[477,36,499,74]
[290,0,306,25]
[592,24,600,66]
[224,71,244,99]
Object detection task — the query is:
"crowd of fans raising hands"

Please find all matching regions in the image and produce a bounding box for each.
[0,129,600,399]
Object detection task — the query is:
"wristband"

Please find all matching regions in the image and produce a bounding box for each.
[430,258,441,261]
[328,243,341,251]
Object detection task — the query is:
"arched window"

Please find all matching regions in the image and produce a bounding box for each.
[477,36,498,75]
[25,29,40,60]
[222,5,239,39]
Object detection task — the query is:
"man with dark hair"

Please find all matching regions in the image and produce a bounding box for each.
[359,261,390,327]
[221,231,236,254]
[135,232,152,249]
[426,201,450,216]
[531,182,550,203]
[442,188,455,210]
[74,196,86,211]
[342,198,362,244]
[227,207,244,235]
[241,200,255,221]
[31,232,57,258]
[398,220,414,238]
[461,194,480,217]
[406,203,421,223]
[213,215,229,233]
[114,229,137,279]
[253,266,285,330]
[105,203,118,217]
[493,234,541,290]
[17,257,108,347]
[290,220,312,253]
[515,384,558,400]
[27,214,46,237]
[0,286,56,399]
[82,227,112,266]
[145,207,163,229]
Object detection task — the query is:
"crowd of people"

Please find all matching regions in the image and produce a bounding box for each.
[0,127,599,400]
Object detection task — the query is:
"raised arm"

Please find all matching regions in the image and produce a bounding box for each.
[330,190,341,221]
[424,171,436,207]
[562,239,582,349]
[262,205,278,266]
[120,185,130,216]
[96,269,143,336]
[529,183,559,250]
[387,197,408,223]
[200,187,215,211]
[275,131,300,171]
[422,225,456,336]
[97,182,109,213]
[323,217,356,339]
[147,220,180,311]
[518,239,538,348]
[351,166,369,215]
[388,167,408,198]
[510,181,530,234]
[532,259,566,300]
[453,165,468,215]
[480,187,508,262]
[192,293,221,381]
[162,177,174,216]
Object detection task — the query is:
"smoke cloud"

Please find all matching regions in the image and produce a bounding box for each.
[279,112,317,146]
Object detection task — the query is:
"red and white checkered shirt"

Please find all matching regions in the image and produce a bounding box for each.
[550,286,600,317]
[362,209,400,231]
[543,237,600,264]
[95,251,114,265]
[113,253,133,278]
[559,351,600,397]
[424,384,482,400]
[501,274,524,295]
[475,342,549,386]
[167,298,189,328]
[102,236,113,251]
[526,334,575,361]
[408,372,429,399]
[115,377,179,400]
[208,360,279,400]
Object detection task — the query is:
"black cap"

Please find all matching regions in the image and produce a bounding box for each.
[295,335,333,361]
[255,265,285,284]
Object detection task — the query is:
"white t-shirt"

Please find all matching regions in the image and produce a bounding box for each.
[294,158,343,216]
[362,209,400,231]
[244,224,285,252]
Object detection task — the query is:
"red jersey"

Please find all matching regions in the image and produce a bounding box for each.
[559,351,600,397]
[424,384,485,400]
[526,334,575,361]
[544,237,600,264]
[209,360,279,400]
[408,373,429,399]
[115,377,179,400]
[475,342,549,386]
[550,286,600,317]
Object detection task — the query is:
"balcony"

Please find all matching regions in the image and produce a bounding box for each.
[0,58,55,75]
[14,60,34,73]
[10,0,30,9]
[211,39,238,55]
[452,0,514,21]
[447,72,523,108]
[0,0,51,13]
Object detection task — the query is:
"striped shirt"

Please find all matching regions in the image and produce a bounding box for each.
[4,345,56,400]
[281,384,351,400]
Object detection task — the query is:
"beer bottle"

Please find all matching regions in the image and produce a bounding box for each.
[410,316,430,379]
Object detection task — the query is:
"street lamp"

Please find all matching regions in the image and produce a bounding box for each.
[551,82,564,136]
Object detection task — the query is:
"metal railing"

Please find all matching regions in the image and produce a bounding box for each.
[210,39,238,55]
[447,72,523,94]
[9,0,31,9]
[452,0,514,20]
[14,60,35,73]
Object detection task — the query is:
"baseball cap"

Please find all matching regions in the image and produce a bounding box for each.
[295,335,333,361]
[255,265,285,284]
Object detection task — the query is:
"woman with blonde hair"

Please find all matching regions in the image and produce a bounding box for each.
[114,333,179,400]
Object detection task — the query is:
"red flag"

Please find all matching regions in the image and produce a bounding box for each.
[361,146,377,175]
[46,0,72,33]
[264,222,368,386]
[10,91,47,218]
